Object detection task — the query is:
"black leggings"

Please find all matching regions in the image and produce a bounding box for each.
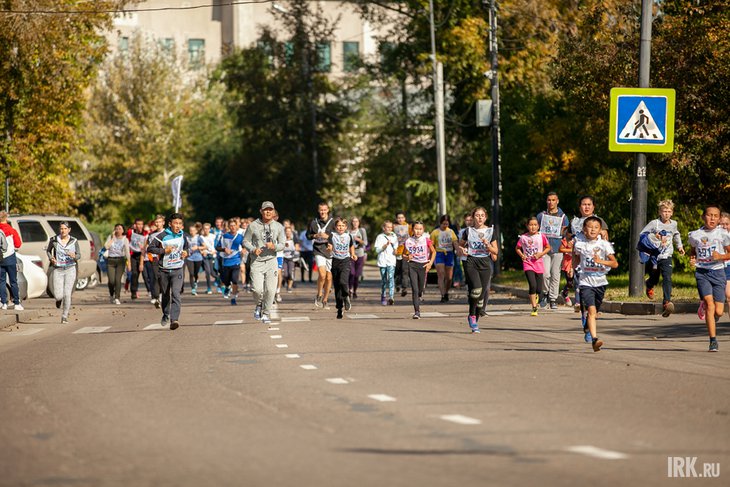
[525,270,544,296]
[408,262,427,312]
[464,257,492,319]
[186,260,203,287]
[332,258,351,310]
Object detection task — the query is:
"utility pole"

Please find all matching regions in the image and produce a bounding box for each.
[629,0,653,296]
[428,0,447,217]
[488,0,502,275]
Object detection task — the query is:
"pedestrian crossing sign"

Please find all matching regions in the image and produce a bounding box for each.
[609,88,675,153]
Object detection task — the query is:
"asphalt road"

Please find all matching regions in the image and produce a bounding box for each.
[0,268,727,487]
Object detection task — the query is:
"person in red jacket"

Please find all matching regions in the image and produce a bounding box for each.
[0,211,23,310]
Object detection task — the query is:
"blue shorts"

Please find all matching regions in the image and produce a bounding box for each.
[725,264,730,281]
[277,257,284,270]
[434,251,455,267]
[579,285,606,311]
[696,268,726,303]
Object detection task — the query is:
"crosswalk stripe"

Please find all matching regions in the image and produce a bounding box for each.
[214,319,243,325]
[280,316,311,322]
[440,415,481,425]
[347,314,379,319]
[326,378,349,384]
[566,445,628,460]
[144,323,169,330]
[368,394,396,402]
[9,328,43,336]
[73,327,111,334]
[300,364,318,370]
[419,311,448,317]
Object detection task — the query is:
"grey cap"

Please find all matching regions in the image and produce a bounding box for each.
[260,201,275,210]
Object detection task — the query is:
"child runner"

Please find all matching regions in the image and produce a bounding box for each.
[282,227,299,293]
[404,221,436,319]
[327,217,356,319]
[559,233,575,307]
[200,222,217,294]
[640,199,685,317]
[688,205,730,352]
[572,216,618,352]
[721,212,730,319]
[185,223,204,295]
[430,215,458,303]
[394,211,411,297]
[459,207,499,333]
[374,220,398,306]
[348,217,368,299]
[516,217,550,316]
[216,218,244,305]
[147,213,189,331]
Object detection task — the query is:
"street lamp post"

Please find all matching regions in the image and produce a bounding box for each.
[488,0,502,276]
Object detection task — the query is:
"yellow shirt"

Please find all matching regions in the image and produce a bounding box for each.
[430,228,458,253]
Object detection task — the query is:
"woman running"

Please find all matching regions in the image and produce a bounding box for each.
[104,223,130,305]
[47,221,81,324]
[430,215,458,303]
[404,221,436,319]
[348,217,368,299]
[458,207,499,333]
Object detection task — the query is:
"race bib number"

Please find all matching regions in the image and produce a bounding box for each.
[696,243,717,263]
[540,214,563,239]
[438,231,453,250]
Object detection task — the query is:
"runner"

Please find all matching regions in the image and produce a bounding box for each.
[0,211,23,311]
[147,213,189,331]
[374,220,398,306]
[348,217,368,299]
[243,201,285,325]
[536,192,570,309]
[404,221,436,319]
[46,221,81,324]
[185,223,204,295]
[200,222,217,294]
[104,224,130,305]
[145,214,166,308]
[216,218,244,305]
[394,211,411,297]
[458,207,499,333]
[430,215,458,303]
[282,226,300,293]
[327,217,356,319]
[307,202,335,309]
[126,218,148,300]
[516,217,550,316]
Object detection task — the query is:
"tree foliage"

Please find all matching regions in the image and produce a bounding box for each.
[0,0,123,213]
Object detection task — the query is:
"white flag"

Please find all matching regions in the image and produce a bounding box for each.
[171,175,183,211]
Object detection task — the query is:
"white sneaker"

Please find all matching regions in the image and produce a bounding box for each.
[14,304,24,311]
[261,314,271,325]
[114,299,121,305]
[1,303,6,310]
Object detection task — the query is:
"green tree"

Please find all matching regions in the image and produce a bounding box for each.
[0,0,124,213]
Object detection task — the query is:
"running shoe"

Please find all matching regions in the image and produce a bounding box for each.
[353,292,358,299]
[344,296,352,311]
[468,315,478,332]
[645,282,655,300]
[583,327,592,343]
[531,307,538,317]
[698,301,706,320]
[170,321,179,331]
[231,297,237,306]
[709,340,719,352]
[161,316,171,327]
[564,296,573,307]
[154,299,161,309]
[61,317,68,324]
[254,305,262,320]
[479,308,487,317]
[401,289,408,297]
[14,304,23,311]
[206,288,213,295]
[440,295,447,303]
[315,295,323,308]
[381,296,387,306]
[387,298,394,306]
[549,301,558,310]
[322,301,331,310]
[1,303,7,310]
[444,293,449,302]
[114,299,121,305]
[261,314,271,325]
[538,294,548,308]
[412,311,420,319]
[191,288,197,296]
[662,301,674,318]
[592,338,603,352]
[337,309,343,319]
[275,292,282,303]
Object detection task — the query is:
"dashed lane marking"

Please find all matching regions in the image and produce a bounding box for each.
[347,314,379,319]
[418,311,448,318]
[270,335,283,339]
[267,327,280,331]
[326,378,349,384]
[300,364,318,370]
[281,316,310,322]
[8,328,43,336]
[368,394,396,402]
[440,415,482,425]
[144,323,169,331]
[285,354,301,359]
[73,327,111,334]
[566,445,629,460]
[275,344,289,348]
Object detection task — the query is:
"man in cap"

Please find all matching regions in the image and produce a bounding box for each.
[243,201,286,324]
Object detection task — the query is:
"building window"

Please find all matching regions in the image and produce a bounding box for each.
[119,36,129,52]
[256,40,274,66]
[379,41,395,65]
[188,39,205,69]
[343,41,359,72]
[160,38,174,54]
[316,42,331,72]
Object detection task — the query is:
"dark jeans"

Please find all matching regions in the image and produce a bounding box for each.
[107,257,126,300]
[160,268,184,322]
[0,253,19,305]
[130,252,143,294]
[349,255,365,292]
[186,260,203,288]
[144,260,158,298]
[395,258,410,291]
[646,258,673,304]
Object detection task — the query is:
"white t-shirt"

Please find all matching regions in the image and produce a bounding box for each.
[374,233,398,268]
[574,235,615,288]
[688,227,730,271]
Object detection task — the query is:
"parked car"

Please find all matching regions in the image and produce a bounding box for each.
[15,252,47,299]
[6,215,97,296]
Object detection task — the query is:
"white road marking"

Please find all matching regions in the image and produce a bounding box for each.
[73,327,111,334]
[270,309,280,319]
[275,344,289,348]
[214,319,243,325]
[144,323,169,330]
[347,314,379,319]
[566,445,629,460]
[281,316,310,322]
[285,354,301,359]
[440,415,482,425]
[486,311,518,316]
[300,364,318,370]
[267,327,280,331]
[368,394,396,402]
[326,378,349,384]
[270,335,282,339]
[9,328,43,336]
[418,311,448,317]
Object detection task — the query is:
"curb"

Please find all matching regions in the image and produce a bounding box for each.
[0,309,44,330]
[491,284,697,316]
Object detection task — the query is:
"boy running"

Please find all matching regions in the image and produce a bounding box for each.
[216,218,244,305]
[307,202,335,309]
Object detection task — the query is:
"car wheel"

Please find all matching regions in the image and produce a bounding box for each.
[75,277,89,290]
